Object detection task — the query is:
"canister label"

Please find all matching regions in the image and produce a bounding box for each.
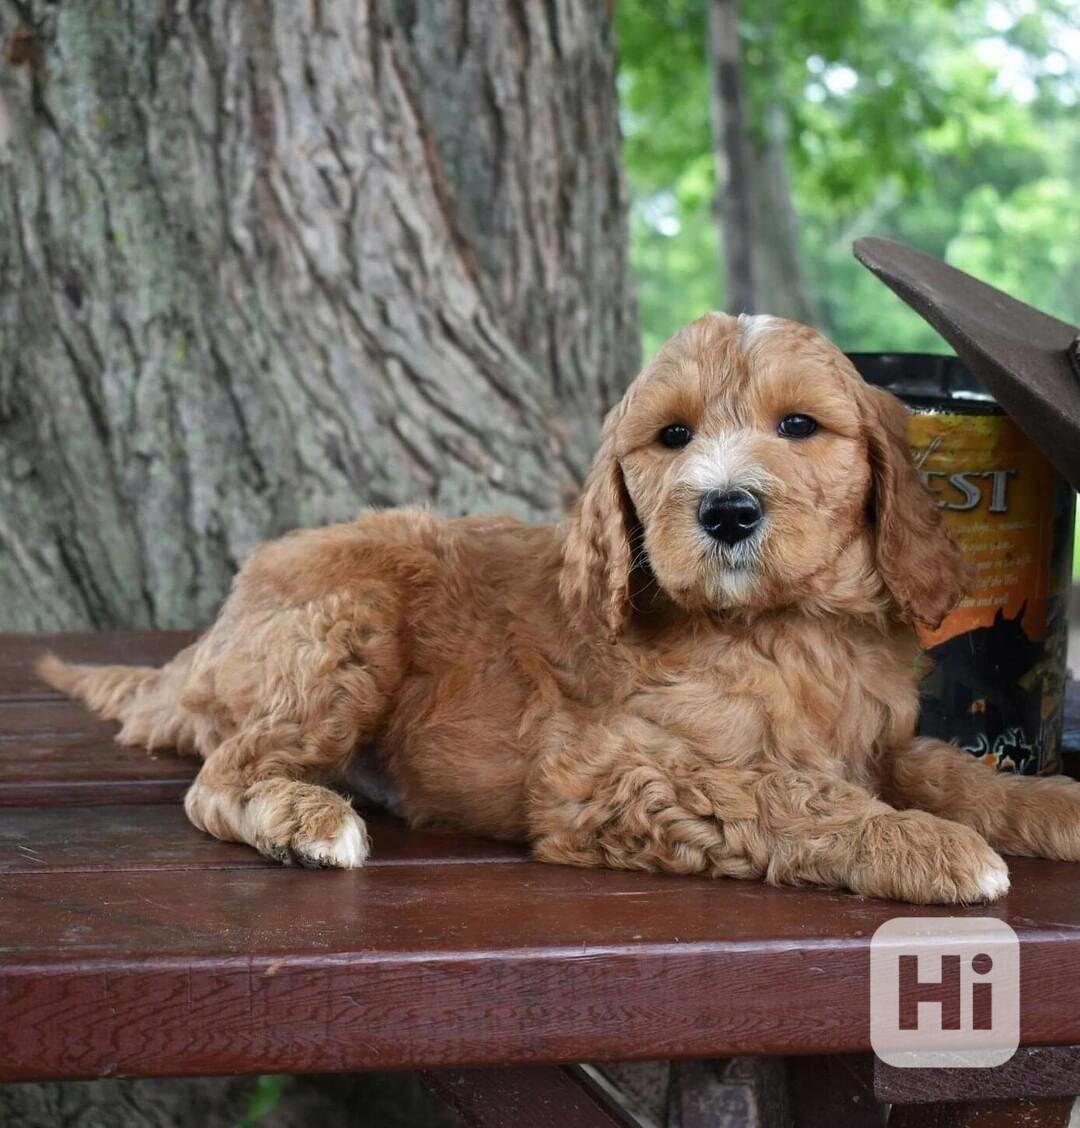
[909,409,1073,774]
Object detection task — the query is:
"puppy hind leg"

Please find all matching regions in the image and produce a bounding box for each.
[746,769,1010,904]
[181,603,403,868]
[185,759,371,869]
[883,737,1080,861]
[184,693,377,868]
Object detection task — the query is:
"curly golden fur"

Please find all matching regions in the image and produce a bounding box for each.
[38,313,1080,903]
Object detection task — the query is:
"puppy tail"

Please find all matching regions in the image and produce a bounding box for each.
[36,654,161,721]
[37,649,205,755]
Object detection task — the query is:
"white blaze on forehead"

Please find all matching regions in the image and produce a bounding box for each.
[736,313,778,350]
[681,434,776,496]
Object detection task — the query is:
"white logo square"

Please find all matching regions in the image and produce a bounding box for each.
[870,917,1019,1068]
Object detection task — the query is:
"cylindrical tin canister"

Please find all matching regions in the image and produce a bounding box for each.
[849,354,1075,775]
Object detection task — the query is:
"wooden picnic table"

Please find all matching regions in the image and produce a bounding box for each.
[2,631,1080,1127]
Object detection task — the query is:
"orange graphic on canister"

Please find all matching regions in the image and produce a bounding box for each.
[911,412,1056,650]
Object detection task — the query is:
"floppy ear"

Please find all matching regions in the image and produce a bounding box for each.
[560,411,637,641]
[863,385,973,630]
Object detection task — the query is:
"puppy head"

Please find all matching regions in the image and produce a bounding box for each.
[562,312,970,634]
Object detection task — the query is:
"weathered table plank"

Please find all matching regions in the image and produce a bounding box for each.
[0,714,197,806]
[0,633,201,805]
[0,804,527,875]
[4,849,1080,1080]
[877,1046,1080,1104]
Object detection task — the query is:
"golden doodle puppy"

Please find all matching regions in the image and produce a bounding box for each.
[39,313,1080,903]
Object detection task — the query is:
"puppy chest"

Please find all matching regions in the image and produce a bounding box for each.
[634,642,917,766]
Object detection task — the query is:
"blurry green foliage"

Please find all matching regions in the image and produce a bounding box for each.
[617,0,1080,357]
[236,1075,288,1127]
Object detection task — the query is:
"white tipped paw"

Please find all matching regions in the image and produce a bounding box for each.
[302,812,371,869]
[857,811,1011,905]
[973,857,1011,902]
[245,782,372,870]
[938,828,1010,904]
[930,833,1011,905]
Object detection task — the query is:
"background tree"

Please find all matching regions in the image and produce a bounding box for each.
[0,0,638,632]
[619,0,1080,356]
[707,0,756,313]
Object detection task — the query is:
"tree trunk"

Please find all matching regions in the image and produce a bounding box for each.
[706,0,755,314]
[706,7,815,325]
[0,0,637,631]
[749,104,817,326]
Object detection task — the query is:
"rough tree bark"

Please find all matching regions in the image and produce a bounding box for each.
[0,0,638,631]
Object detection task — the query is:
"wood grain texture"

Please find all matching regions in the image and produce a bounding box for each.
[0,0,637,631]
[0,804,527,874]
[0,700,197,807]
[7,851,1080,1080]
[888,1098,1074,1128]
[877,1046,1080,1105]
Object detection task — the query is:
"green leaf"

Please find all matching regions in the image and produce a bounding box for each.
[236,1075,289,1128]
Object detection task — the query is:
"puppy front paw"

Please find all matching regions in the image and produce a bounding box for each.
[247,781,371,869]
[970,854,1011,901]
[853,810,1009,905]
[262,812,371,869]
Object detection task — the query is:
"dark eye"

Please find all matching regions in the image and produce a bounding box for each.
[778,414,817,438]
[658,423,693,449]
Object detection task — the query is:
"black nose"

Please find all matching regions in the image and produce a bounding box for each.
[698,488,764,544]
